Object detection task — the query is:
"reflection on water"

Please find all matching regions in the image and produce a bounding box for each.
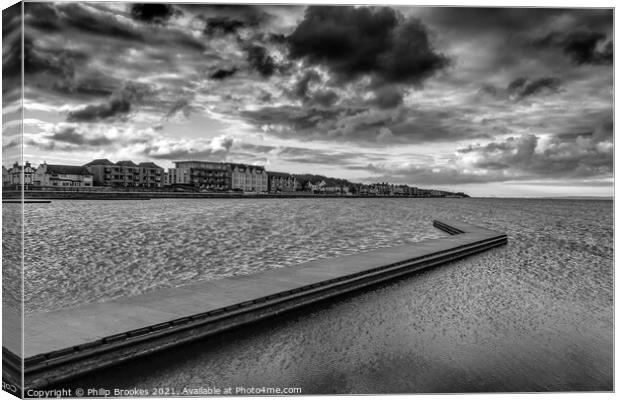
[26,198,612,392]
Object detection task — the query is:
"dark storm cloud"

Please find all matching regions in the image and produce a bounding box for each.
[237,143,381,166]
[181,4,268,22]
[294,70,321,100]
[3,34,89,82]
[422,8,612,38]
[245,45,276,77]
[52,73,119,98]
[65,3,140,39]
[371,86,404,109]
[507,77,562,99]
[290,70,339,107]
[2,26,22,81]
[478,76,563,103]
[22,3,58,33]
[310,90,339,107]
[205,17,244,35]
[204,16,257,36]
[67,83,152,122]
[130,4,174,25]
[31,3,144,40]
[418,7,612,82]
[25,3,206,54]
[240,102,487,144]
[237,143,276,154]
[276,147,359,165]
[288,6,448,85]
[2,2,21,37]
[49,126,113,147]
[210,68,237,80]
[6,30,121,100]
[563,31,613,65]
[533,30,613,65]
[166,98,192,118]
[67,98,130,122]
[2,139,20,152]
[2,4,21,101]
[241,105,365,133]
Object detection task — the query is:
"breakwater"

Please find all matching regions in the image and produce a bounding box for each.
[5,219,506,389]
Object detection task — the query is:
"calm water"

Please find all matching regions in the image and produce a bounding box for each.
[16,198,614,392]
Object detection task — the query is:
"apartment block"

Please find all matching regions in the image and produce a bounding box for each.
[171,161,230,190]
[84,159,164,187]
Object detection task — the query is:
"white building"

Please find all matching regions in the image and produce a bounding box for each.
[6,161,36,186]
[34,163,93,187]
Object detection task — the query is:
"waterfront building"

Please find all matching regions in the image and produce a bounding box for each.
[137,162,164,188]
[406,186,421,196]
[7,161,36,186]
[34,162,93,187]
[115,160,141,187]
[268,172,297,193]
[230,163,268,193]
[83,159,115,186]
[394,185,411,195]
[324,185,344,194]
[2,166,9,186]
[163,170,171,186]
[84,159,164,187]
[307,180,326,193]
[372,182,392,195]
[172,161,230,190]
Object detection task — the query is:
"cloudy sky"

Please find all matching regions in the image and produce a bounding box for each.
[2,2,613,196]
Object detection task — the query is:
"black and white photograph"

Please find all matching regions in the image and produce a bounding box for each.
[1,0,615,397]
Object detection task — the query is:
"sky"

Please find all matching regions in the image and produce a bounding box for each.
[1,2,614,197]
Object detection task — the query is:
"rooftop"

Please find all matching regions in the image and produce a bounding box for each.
[116,160,139,167]
[138,162,163,169]
[46,164,92,176]
[83,159,115,166]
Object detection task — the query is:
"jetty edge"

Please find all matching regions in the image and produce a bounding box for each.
[5,219,507,390]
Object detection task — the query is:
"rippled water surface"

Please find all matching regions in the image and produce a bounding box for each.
[23,198,446,313]
[21,198,613,392]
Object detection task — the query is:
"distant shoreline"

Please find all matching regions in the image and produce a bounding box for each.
[1,190,468,201]
[2,191,611,201]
